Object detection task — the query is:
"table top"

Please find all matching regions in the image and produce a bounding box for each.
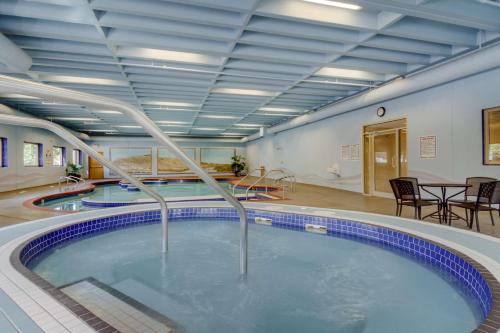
[419,183,471,188]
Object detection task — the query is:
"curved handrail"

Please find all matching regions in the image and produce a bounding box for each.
[231,168,259,195]
[0,114,169,253]
[0,74,248,275]
[245,169,294,200]
[58,176,78,190]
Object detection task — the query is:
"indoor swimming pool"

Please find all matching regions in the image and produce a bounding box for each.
[34,181,267,211]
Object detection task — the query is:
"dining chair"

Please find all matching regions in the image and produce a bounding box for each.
[391,178,442,222]
[448,181,499,232]
[447,177,497,223]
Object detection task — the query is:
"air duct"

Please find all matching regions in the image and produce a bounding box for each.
[0,33,32,72]
[245,41,500,141]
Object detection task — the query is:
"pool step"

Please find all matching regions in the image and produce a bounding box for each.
[60,278,180,333]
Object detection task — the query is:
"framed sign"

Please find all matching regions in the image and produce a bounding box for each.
[483,106,500,165]
[420,135,436,159]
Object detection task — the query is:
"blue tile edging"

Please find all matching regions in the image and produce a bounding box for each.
[13,207,499,333]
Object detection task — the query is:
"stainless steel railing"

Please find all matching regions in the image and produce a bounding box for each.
[231,168,259,196]
[245,168,296,200]
[0,74,248,275]
[0,114,169,252]
[58,176,79,191]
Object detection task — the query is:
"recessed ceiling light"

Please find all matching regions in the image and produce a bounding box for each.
[0,94,41,99]
[259,107,301,113]
[40,75,129,86]
[303,0,362,10]
[114,125,142,129]
[211,87,277,97]
[199,115,239,119]
[234,123,263,127]
[51,117,99,121]
[93,110,122,115]
[142,101,200,107]
[118,47,222,65]
[163,131,186,134]
[156,121,189,125]
[256,113,297,117]
[193,127,223,131]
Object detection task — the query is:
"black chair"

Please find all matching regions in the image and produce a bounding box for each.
[448,181,499,232]
[390,178,442,222]
[447,176,496,223]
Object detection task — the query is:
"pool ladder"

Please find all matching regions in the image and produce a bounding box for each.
[232,168,296,200]
[58,176,86,191]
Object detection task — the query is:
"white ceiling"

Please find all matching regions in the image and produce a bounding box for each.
[0,0,499,137]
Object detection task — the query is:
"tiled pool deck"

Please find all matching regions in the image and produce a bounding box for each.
[0,202,499,332]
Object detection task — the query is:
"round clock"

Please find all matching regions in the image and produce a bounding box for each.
[376,106,386,117]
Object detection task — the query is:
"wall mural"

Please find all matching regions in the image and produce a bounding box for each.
[200,148,235,173]
[110,147,152,174]
[158,148,196,173]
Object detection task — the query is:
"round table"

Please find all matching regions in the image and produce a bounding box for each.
[419,183,471,224]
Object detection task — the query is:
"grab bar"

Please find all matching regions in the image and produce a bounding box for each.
[245,168,294,200]
[232,168,259,195]
[58,176,78,190]
[0,113,169,254]
[0,74,248,276]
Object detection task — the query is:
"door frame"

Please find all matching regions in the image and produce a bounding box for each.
[362,117,407,197]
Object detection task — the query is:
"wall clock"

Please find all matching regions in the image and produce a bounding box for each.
[376,107,386,117]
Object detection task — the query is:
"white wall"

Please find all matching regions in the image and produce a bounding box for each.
[246,67,500,193]
[0,124,86,192]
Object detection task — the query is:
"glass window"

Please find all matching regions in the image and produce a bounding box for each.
[0,137,7,168]
[24,142,42,167]
[483,107,500,165]
[72,149,82,165]
[52,146,65,167]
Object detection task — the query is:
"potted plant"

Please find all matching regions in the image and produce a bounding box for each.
[66,162,83,179]
[231,155,247,177]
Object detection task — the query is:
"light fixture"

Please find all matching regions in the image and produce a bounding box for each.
[256,113,297,117]
[155,120,189,125]
[163,131,186,134]
[142,101,200,107]
[211,87,278,97]
[39,75,129,86]
[51,117,99,121]
[118,47,223,66]
[303,0,362,10]
[93,110,123,115]
[259,107,301,113]
[0,94,41,99]
[193,127,223,131]
[114,125,142,129]
[234,123,263,127]
[198,115,239,119]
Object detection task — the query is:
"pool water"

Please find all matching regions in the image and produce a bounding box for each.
[39,182,252,211]
[29,219,482,333]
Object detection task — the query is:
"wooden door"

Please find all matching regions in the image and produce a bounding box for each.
[88,152,104,179]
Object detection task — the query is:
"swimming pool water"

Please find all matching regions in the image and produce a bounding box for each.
[40,182,251,211]
[30,220,482,333]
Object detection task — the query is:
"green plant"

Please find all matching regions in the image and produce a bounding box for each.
[66,162,82,176]
[231,155,247,177]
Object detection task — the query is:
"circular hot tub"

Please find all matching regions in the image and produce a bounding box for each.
[8,204,499,333]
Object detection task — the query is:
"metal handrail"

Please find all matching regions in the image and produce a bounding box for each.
[0,113,169,253]
[245,169,295,200]
[231,168,259,195]
[58,176,78,190]
[0,74,248,275]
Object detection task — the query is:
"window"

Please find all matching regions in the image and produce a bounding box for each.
[483,107,500,165]
[0,137,7,168]
[23,142,43,167]
[52,146,66,167]
[72,149,82,165]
